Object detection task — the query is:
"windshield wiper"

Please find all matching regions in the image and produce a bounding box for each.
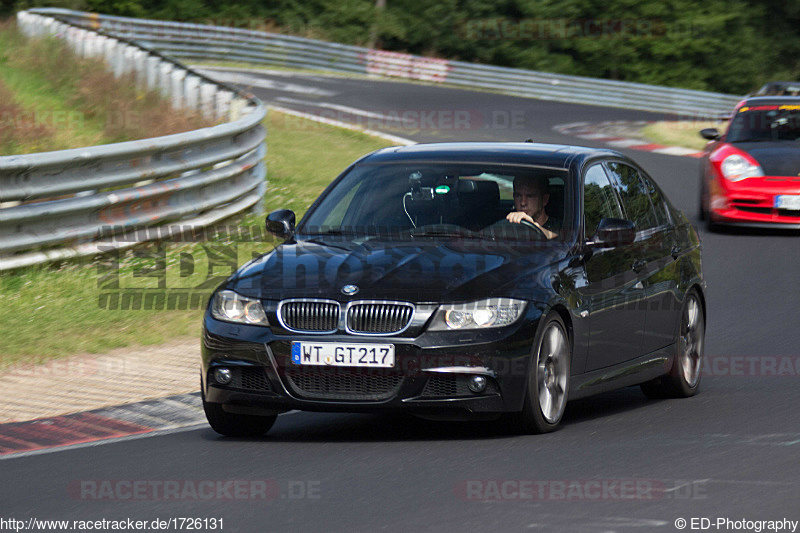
[301,228,350,235]
[409,227,480,239]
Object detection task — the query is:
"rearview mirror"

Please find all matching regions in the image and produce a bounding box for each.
[589,218,636,247]
[266,209,295,239]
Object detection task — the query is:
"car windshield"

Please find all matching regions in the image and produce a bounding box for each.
[727,105,800,142]
[298,161,573,242]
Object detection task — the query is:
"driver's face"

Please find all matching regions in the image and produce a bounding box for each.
[513,183,549,220]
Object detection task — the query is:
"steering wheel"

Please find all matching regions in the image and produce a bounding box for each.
[485,218,547,240]
[518,219,547,239]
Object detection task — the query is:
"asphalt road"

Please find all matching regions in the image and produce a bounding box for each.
[2,70,799,532]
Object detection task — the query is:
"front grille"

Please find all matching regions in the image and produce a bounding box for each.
[420,375,499,398]
[346,303,414,334]
[236,367,271,391]
[284,368,402,400]
[735,206,772,214]
[421,375,464,397]
[213,367,271,392]
[280,300,339,332]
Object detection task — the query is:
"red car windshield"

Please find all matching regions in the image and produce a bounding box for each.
[727,105,800,142]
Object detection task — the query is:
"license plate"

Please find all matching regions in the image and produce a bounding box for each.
[291,342,395,367]
[775,195,800,210]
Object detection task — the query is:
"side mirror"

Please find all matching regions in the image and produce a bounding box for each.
[589,218,636,247]
[700,128,720,141]
[266,209,295,239]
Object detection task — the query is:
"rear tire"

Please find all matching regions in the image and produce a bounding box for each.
[511,313,571,434]
[202,389,277,437]
[641,289,705,399]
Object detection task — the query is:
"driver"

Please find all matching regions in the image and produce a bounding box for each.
[506,175,561,239]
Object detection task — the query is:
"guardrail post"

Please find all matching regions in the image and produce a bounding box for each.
[158,62,173,98]
[64,25,76,49]
[216,90,233,120]
[250,150,267,216]
[132,50,147,89]
[199,83,217,120]
[229,98,246,121]
[121,45,137,77]
[75,28,88,57]
[87,34,103,58]
[103,38,117,69]
[170,68,186,109]
[145,55,160,91]
[184,75,201,112]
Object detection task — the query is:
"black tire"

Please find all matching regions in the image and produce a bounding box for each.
[705,214,720,233]
[202,389,277,437]
[511,313,571,434]
[698,177,708,222]
[641,289,705,399]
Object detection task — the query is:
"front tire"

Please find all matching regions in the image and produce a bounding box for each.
[512,313,571,434]
[202,389,277,437]
[698,177,708,222]
[641,289,705,399]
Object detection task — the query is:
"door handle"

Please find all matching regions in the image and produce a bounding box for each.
[631,259,647,272]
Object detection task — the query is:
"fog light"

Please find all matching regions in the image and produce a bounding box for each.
[214,367,232,385]
[468,375,487,393]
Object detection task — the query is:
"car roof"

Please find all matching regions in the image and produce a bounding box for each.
[358,142,623,170]
[738,95,800,107]
[757,81,800,90]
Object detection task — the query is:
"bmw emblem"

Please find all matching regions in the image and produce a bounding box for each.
[342,284,359,296]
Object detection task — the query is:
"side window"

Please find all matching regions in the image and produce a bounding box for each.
[605,162,657,232]
[638,170,671,227]
[583,164,623,239]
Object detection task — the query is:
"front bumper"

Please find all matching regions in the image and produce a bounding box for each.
[201,309,542,419]
[709,175,800,227]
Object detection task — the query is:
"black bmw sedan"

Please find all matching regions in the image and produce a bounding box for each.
[201,142,706,436]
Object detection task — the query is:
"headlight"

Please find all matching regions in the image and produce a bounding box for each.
[211,290,269,326]
[429,298,526,331]
[720,154,764,181]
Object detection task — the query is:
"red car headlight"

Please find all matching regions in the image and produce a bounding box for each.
[712,145,764,182]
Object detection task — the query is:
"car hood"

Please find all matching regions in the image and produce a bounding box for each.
[227,238,565,303]
[733,141,800,176]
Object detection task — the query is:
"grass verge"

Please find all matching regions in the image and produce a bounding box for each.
[0,110,393,367]
[0,20,214,154]
[641,120,720,151]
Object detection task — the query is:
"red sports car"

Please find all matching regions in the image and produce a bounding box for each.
[699,96,800,229]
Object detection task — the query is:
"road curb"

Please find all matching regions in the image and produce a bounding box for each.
[554,121,705,158]
[0,393,204,457]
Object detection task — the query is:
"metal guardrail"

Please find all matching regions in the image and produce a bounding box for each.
[3,8,741,270]
[28,7,742,117]
[1,11,267,271]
